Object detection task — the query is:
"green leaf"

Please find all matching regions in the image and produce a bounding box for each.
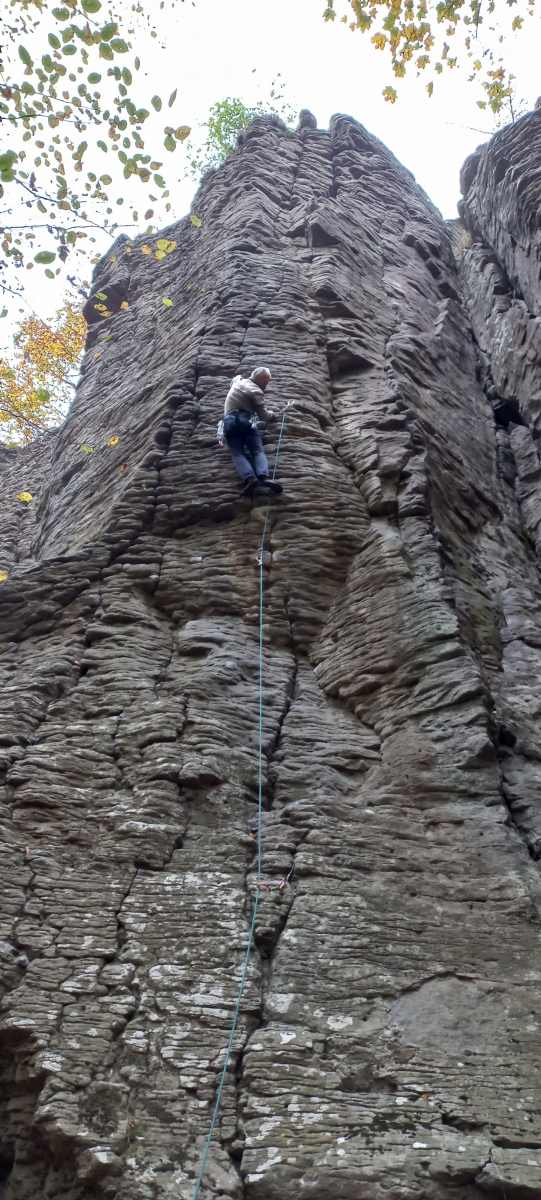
[18,46,33,67]
[42,54,55,72]
[175,125,191,141]
[48,33,61,49]
[164,134,175,152]
[100,22,117,40]
[153,173,166,188]
[62,43,76,55]
[0,307,8,319]
[0,151,17,172]
[82,0,102,11]
[99,43,114,60]
[100,174,112,185]
[34,251,56,264]
[97,140,107,152]
[190,214,202,228]
[88,72,101,83]
[162,298,173,307]
[122,67,132,85]
[95,291,107,300]
[168,88,177,107]
[45,269,55,279]
[151,95,162,111]
[110,38,129,53]
[52,6,70,18]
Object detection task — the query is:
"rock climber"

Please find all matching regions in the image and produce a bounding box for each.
[220,367,283,498]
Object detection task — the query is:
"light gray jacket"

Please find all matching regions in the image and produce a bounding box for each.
[224,375,271,420]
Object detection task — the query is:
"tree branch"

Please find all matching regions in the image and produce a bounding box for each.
[3,221,135,231]
[0,405,47,433]
[0,112,83,124]
[15,179,113,234]
[0,283,24,301]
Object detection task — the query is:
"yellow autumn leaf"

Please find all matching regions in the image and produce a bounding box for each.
[0,302,85,447]
[16,491,33,503]
[175,125,191,141]
[81,444,94,454]
[120,301,129,311]
[155,250,167,260]
[0,570,8,583]
[141,244,152,255]
[162,298,173,307]
[107,435,120,446]
[190,214,202,228]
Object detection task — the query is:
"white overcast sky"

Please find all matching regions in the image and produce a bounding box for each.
[173,0,538,216]
[2,0,540,345]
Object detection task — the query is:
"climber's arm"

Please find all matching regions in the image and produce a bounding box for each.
[246,380,275,422]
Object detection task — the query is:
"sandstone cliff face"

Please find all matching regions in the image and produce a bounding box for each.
[1,110,541,1200]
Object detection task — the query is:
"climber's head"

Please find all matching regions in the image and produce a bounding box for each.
[251,366,271,390]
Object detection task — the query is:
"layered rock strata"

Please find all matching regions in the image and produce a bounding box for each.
[1,109,541,1199]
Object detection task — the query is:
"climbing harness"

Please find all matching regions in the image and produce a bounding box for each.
[191,407,289,1200]
[216,411,260,446]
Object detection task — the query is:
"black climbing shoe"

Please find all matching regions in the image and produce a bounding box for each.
[241,478,257,498]
[257,476,283,495]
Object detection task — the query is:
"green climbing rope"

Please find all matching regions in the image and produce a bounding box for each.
[191,407,289,1200]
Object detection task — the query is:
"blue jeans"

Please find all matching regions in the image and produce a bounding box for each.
[223,411,269,482]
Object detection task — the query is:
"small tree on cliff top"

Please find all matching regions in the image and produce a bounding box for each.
[187,83,298,180]
[324,0,535,111]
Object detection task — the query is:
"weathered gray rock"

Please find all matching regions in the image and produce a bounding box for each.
[1,109,541,1199]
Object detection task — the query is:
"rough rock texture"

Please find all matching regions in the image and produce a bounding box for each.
[1,109,541,1200]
